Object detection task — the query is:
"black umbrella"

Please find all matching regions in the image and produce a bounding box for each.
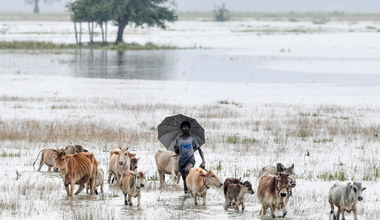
[157,114,205,151]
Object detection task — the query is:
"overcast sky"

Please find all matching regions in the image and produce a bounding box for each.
[0,0,379,12]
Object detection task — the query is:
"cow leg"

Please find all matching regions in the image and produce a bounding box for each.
[282,207,287,218]
[74,184,85,195]
[86,184,89,194]
[341,208,346,220]
[124,192,128,205]
[37,158,44,171]
[262,205,267,215]
[353,204,358,220]
[101,182,104,194]
[108,170,112,184]
[269,205,276,218]
[235,200,239,212]
[90,177,95,195]
[128,194,133,206]
[241,201,245,211]
[202,192,207,206]
[194,194,198,205]
[69,181,75,196]
[224,199,229,210]
[64,183,70,196]
[158,170,165,188]
[330,203,336,220]
[337,207,341,220]
[137,191,141,207]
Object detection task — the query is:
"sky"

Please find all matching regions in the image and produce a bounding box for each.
[0,0,379,12]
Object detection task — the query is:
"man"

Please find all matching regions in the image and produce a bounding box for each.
[174,121,205,194]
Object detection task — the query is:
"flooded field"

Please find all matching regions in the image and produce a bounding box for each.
[1,18,380,219]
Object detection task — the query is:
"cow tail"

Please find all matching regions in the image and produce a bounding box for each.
[32,149,44,170]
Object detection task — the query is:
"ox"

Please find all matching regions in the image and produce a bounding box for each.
[186,167,223,205]
[120,170,145,206]
[33,148,58,171]
[54,151,97,196]
[258,173,290,218]
[86,167,104,195]
[155,149,180,188]
[224,180,254,211]
[65,144,88,154]
[328,182,366,220]
[108,148,131,184]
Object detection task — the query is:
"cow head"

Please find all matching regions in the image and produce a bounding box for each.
[135,172,145,189]
[201,170,223,188]
[113,148,130,166]
[276,163,294,175]
[242,181,255,195]
[130,157,140,170]
[74,145,85,153]
[276,173,289,198]
[348,182,366,201]
[53,150,67,170]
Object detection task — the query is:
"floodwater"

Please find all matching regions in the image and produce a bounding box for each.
[1,49,380,86]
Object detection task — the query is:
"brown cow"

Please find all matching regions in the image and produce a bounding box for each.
[258,173,290,218]
[186,167,223,205]
[86,168,104,194]
[155,149,180,188]
[108,148,131,184]
[33,148,58,171]
[223,178,242,195]
[54,151,98,196]
[120,170,145,206]
[225,181,255,211]
[65,144,88,154]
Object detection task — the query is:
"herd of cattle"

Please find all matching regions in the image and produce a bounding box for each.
[32,145,366,219]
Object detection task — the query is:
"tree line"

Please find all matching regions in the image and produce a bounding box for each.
[66,0,177,44]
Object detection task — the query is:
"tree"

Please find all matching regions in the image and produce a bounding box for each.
[24,0,62,14]
[213,3,230,22]
[111,0,177,43]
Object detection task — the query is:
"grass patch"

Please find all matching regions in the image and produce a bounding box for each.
[0,41,182,51]
[226,135,258,144]
[319,170,347,181]
[313,138,333,143]
[0,151,21,157]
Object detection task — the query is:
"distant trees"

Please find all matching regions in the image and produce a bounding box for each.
[24,0,62,14]
[67,0,177,44]
[214,3,230,22]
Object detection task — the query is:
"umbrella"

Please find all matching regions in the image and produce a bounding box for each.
[158,114,205,151]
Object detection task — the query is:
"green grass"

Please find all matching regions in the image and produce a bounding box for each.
[226,135,258,144]
[319,170,347,181]
[0,41,182,51]
[0,151,21,157]
[313,138,333,143]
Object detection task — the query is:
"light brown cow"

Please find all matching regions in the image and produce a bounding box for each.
[258,173,290,218]
[120,170,145,206]
[154,149,180,188]
[186,167,223,205]
[54,151,98,196]
[33,148,58,171]
[225,181,255,211]
[65,144,88,154]
[86,168,104,194]
[108,148,131,184]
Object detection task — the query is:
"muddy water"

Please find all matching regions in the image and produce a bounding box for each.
[1,49,379,86]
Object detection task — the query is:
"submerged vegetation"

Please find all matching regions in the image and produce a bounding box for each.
[0,41,180,50]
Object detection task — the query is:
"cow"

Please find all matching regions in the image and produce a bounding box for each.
[186,167,223,205]
[223,178,242,195]
[54,151,98,196]
[328,182,366,220]
[86,168,104,195]
[65,144,88,154]
[33,148,59,171]
[120,170,145,206]
[154,149,180,188]
[260,163,296,203]
[108,148,131,184]
[258,173,290,218]
[225,180,255,211]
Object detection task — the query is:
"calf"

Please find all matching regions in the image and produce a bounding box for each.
[86,168,104,194]
[108,148,131,184]
[225,181,254,211]
[328,182,366,220]
[186,167,223,205]
[258,173,290,218]
[33,148,58,171]
[54,151,98,196]
[65,144,88,154]
[130,157,140,171]
[155,149,180,188]
[120,170,145,206]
